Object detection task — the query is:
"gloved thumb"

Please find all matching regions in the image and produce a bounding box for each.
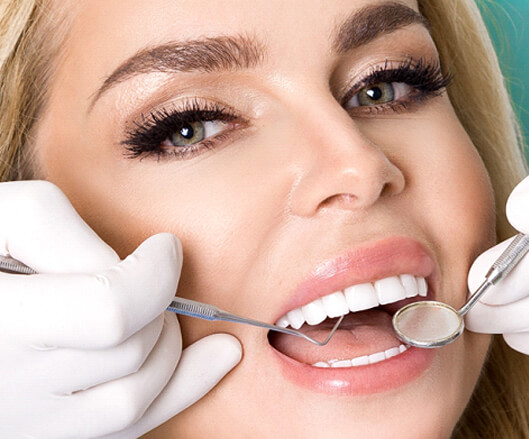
[156,333,242,414]
[467,175,529,306]
[467,235,529,306]
[101,333,242,438]
[506,175,529,234]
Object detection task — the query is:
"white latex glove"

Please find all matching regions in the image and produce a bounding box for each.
[466,175,529,354]
[0,181,242,439]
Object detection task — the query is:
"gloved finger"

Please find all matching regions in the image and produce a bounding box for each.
[46,313,181,439]
[503,332,529,355]
[0,233,182,348]
[467,235,529,305]
[37,314,164,394]
[465,295,529,334]
[0,181,120,273]
[106,333,242,439]
[506,175,529,233]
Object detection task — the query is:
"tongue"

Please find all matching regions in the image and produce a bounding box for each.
[269,309,403,365]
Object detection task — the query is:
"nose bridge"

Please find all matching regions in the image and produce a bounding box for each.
[288,97,405,216]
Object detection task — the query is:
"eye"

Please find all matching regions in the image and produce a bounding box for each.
[121,99,244,160]
[345,82,413,109]
[162,120,228,147]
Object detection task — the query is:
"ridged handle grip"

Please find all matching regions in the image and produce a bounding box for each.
[0,255,37,275]
[487,233,529,284]
[167,297,218,320]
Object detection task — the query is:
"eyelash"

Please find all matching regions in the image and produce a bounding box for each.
[122,56,451,160]
[341,57,451,114]
[121,100,242,160]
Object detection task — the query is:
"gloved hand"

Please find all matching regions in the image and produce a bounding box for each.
[466,175,529,355]
[0,181,242,439]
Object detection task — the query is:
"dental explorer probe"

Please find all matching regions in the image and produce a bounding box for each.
[393,233,529,348]
[0,255,343,346]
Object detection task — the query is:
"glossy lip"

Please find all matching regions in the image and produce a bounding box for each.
[271,345,435,396]
[268,235,438,395]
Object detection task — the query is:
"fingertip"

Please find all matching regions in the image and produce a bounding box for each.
[163,311,181,338]
[136,233,182,272]
[507,176,529,233]
[503,332,529,355]
[464,305,488,333]
[128,234,182,283]
[205,333,243,368]
[183,333,243,372]
[467,243,503,292]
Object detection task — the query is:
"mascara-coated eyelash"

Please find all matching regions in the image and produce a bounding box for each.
[121,100,242,160]
[342,57,452,114]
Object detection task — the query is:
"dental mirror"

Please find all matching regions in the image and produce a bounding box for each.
[393,233,529,348]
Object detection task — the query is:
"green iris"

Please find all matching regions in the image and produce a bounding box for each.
[171,121,205,146]
[357,83,395,106]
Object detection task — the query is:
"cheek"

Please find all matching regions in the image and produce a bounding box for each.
[371,103,495,409]
[362,100,496,254]
[413,112,496,261]
[39,116,296,309]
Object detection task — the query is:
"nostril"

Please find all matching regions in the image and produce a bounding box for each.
[319,193,359,210]
[380,182,391,197]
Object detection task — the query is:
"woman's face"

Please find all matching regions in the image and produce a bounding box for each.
[36,0,496,437]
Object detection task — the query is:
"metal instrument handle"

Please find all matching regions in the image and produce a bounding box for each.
[459,233,529,317]
[486,233,529,284]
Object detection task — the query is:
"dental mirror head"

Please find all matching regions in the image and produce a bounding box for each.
[392,301,464,348]
[392,233,529,349]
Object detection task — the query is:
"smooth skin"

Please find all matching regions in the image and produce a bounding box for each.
[34,0,496,437]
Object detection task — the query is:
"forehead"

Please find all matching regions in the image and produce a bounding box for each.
[63,0,420,56]
[46,0,424,121]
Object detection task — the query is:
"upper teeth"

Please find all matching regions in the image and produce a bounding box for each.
[276,274,427,329]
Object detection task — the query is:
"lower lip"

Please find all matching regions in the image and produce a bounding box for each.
[270,344,434,395]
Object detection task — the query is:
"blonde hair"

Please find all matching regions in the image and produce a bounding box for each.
[0,0,528,437]
[0,0,69,181]
[417,1,529,436]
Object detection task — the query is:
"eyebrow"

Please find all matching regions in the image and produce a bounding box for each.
[89,2,429,111]
[88,35,264,111]
[332,2,430,53]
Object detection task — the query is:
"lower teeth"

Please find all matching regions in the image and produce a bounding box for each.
[311,344,408,368]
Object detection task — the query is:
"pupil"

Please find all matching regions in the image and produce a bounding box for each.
[367,87,383,101]
[180,123,194,139]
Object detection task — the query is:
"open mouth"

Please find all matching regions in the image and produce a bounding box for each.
[268,274,428,367]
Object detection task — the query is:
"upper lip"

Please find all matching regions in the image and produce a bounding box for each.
[274,236,437,321]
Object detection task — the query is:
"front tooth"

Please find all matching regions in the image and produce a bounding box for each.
[345,283,379,312]
[417,277,428,296]
[312,344,408,370]
[286,308,305,329]
[368,351,386,364]
[351,355,369,366]
[400,274,419,298]
[322,291,349,318]
[385,346,400,359]
[330,359,352,368]
[374,276,406,304]
[276,315,290,328]
[312,361,330,368]
[301,298,327,325]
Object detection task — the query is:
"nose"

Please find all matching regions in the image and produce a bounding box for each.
[288,101,405,217]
